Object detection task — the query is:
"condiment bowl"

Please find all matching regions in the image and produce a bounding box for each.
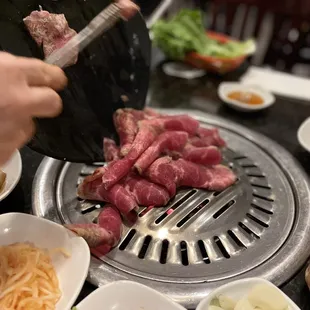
[218,82,275,112]
[196,277,300,310]
[0,213,90,310]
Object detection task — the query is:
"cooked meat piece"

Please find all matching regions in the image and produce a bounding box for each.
[124,173,170,206]
[103,138,120,162]
[0,169,6,192]
[134,131,189,173]
[181,145,222,166]
[145,157,236,196]
[144,115,200,135]
[65,223,113,248]
[65,204,122,251]
[23,10,77,66]
[97,205,123,246]
[79,168,170,209]
[113,108,145,156]
[144,157,178,196]
[195,127,226,147]
[78,167,138,224]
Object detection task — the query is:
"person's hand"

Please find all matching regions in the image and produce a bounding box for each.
[117,0,140,20]
[0,52,67,166]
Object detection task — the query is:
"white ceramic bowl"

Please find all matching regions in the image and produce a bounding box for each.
[196,277,300,310]
[76,280,186,310]
[297,117,310,153]
[0,150,22,201]
[0,213,90,310]
[218,82,275,112]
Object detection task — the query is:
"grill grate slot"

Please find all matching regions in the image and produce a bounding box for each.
[233,155,247,160]
[238,222,260,239]
[247,173,265,178]
[246,213,269,228]
[213,200,235,219]
[241,164,258,168]
[119,229,136,251]
[251,203,273,215]
[197,240,210,264]
[251,183,271,190]
[139,206,154,217]
[180,241,189,266]
[81,204,101,214]
[227,230,247,248]
[176,199,209,227]
[138,235,152,259]
[214,236,230,258]
[160,239,169,264]
[253,193,274,202]
[155,190,196,224]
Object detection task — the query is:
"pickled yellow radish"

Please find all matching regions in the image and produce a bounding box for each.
[247,284,288,310]
[217,295,237,310]
[209,305,224,310]
[234,298,255,310]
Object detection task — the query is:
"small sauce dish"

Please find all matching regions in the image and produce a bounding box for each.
[218,82,275,112]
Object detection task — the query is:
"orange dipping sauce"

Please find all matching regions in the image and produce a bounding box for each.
[227,91,264,105]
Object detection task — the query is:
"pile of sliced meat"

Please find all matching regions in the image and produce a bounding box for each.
[67,108,237,256]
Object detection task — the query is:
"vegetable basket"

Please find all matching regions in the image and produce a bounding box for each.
[185,31,255,74]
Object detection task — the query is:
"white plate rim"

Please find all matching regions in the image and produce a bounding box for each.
[297,116,310,153]
[218,82,275,112]
[0,150,22,201]
[76,280,186,310]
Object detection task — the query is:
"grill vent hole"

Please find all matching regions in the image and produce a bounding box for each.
[246,213,269,228]
[138,235,152,259]
[214,236,230,258]
[253,193,274,202]
[155,190,196,224]
[139,206,154,217]
[180,241,189,266]
[238,222,260,239]
[241,164,257,168]
[227,230,247,248]
[247,173,265,178]
[176,199,209,227]
[119,229,136,250]
[251,203,273,214]
[251,183,271,190]
[81,204,100,214]
[213,200,235,219]
[234,155,247,160]
[160,239,169,264]
[197,240,210,264]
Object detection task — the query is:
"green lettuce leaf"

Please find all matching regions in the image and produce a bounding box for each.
[151,9,255,60]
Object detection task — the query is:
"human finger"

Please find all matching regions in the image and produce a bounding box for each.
[17,57,67,90]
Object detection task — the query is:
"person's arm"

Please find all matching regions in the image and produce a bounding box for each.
[0,52,67,166]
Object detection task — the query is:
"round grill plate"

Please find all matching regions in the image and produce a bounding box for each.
[32,109,310,309]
